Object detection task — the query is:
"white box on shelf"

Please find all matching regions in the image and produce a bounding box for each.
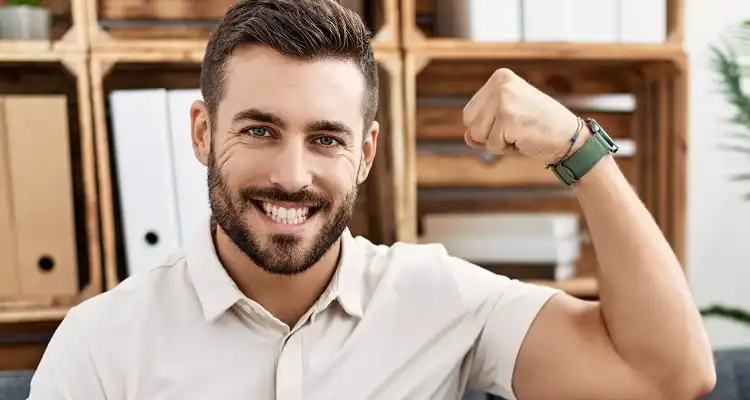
[418,235,580,281]
[619,0,667,43]
[436,0,522,42]
[568,0,618,43]
[420,212,580,239]
[521,0,575,42]
[418,213,582,281]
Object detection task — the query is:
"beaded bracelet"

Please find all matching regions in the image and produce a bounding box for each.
[545,117,584,170]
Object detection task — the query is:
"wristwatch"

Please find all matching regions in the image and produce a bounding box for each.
[551,118,619,186]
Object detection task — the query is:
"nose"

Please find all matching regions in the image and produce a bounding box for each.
[267,140,313,193]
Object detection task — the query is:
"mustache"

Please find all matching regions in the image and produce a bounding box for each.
[239,186,332,209]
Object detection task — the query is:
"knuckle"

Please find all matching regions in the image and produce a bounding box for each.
[491,68,515,83]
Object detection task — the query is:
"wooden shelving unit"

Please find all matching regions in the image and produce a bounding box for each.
[0,0,88,55]
[85,0,400,53]
[399,0,688,299]
[0,0,101,325]
[0,0,689,325]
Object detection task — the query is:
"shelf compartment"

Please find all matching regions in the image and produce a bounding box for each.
[86,0,400,53]
[416,149,637,188]
[403,55,685,299]
[403,0,685,64]
[0,0,87,59]
[0,58,101,323]
[91,49,405,290]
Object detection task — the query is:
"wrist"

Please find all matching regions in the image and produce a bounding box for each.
[573,152,621,188]
[569,121,593,154]
[548,117,620,187]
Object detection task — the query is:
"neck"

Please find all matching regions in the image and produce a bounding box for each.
[212,223,342,328]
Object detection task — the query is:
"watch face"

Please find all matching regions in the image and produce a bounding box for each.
[586,118,602,132]
[586,118,618,153]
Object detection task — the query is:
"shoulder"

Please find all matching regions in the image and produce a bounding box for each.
[350,235,523,311]
[65,251,197,344]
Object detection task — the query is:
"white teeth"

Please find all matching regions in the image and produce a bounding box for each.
[261,202,311,225]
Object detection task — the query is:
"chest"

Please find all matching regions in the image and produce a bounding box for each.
[119,307,481,400]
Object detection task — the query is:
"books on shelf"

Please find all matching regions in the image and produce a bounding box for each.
[433,0,667,44]
[418,212,582,281]
[109,89,210,278]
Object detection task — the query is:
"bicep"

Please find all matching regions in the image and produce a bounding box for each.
[27,309,107,400]
[512,293,658,400]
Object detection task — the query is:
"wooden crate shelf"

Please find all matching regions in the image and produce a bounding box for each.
[85,0,400,53]
[0,57,102,323]
[402,52,687,298]
[0,0,88,56]
[403,0,684,56]
[91,48,405,290]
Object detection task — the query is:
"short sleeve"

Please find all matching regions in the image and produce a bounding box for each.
[464,273,562,399]
[26,306,107,400]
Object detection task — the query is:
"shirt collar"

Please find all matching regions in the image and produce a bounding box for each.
[319,228,364,318]
[185,217,246,322]
[185,216,366,322]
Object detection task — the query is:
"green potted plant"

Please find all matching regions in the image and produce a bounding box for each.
[0,0,51,40]
[700,20,750,327]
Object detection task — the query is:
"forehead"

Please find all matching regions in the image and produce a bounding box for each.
[219,45,367,131]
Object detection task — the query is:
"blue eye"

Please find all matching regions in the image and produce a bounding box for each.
[317,136,337,146]
[248,127,269,137]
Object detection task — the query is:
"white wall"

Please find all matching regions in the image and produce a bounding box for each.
[686,0,750,349]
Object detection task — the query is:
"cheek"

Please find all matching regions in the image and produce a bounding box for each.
[313,156,359,191]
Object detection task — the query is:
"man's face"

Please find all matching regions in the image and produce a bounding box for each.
[192,45,378,275]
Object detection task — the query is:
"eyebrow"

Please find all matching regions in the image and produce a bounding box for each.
[232,108,353,137]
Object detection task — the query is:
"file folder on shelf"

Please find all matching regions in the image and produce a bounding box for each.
[166,89,210,245]
[110,89,181,277]
[0,97,19,297]
[3,95,79,298]
[436,0,522,42]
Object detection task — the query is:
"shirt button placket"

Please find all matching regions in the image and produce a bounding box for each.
[275,332,303,400]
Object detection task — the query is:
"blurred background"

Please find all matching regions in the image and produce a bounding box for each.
[0,0,748,399]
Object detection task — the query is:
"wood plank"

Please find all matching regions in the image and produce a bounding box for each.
[417,152,636,188]
[409,41,685,63]
[99,0,235,20]
[418,188,579,214]
[417,60,639,96]
[415,0,433,15]
[417,109,634,140]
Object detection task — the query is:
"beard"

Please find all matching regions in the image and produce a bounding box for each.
[206,145,358,276]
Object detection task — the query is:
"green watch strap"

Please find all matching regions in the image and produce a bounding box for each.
[552,119,618,186]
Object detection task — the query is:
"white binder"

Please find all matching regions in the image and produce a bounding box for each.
[166,89,210,245]
[110,89,181,277]
[521,0,575,42]
[619,0,667,43]
[568,0,618,43]
[436,0,521,42]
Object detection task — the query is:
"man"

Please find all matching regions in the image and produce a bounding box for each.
[28,0,715,399]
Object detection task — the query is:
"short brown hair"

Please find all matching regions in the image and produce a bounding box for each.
[201,0,379,129]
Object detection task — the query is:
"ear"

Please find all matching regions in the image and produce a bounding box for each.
[357,120,379,184]
[190,100,211,166]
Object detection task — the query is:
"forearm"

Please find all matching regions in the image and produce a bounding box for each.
[573,153,715,396]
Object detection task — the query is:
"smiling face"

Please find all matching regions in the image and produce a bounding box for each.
[196,45,378,275]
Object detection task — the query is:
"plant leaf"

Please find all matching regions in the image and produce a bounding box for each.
[717,144,750,155]
[701,304,750,325]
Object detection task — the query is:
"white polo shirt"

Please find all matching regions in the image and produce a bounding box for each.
[28,217,561,400]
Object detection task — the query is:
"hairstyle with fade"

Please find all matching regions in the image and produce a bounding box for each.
[200,0,379,130]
